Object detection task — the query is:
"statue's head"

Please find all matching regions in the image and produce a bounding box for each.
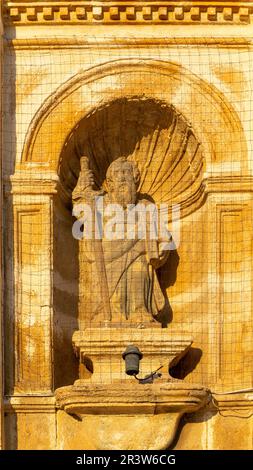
[106,158,140,207]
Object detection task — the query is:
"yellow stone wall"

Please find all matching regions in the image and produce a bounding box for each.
[1,1,253,449]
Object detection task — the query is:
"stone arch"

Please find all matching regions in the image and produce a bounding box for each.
[20,58,247,180]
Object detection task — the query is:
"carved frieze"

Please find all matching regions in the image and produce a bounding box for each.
[3,2,253,26]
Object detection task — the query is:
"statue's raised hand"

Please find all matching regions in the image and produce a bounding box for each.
[79,156,94,187]
[76,156,104,198]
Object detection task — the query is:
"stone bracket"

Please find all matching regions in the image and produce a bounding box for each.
[55,382,210,449]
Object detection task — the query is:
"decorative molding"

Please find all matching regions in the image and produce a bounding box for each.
[217,205,243,380]
[5,37,253,50]
[13,202,53,394]
[4,173,253,196]
[55,382,210,415]
[212,391,253,411]
[203,176,253,193]
[4,173,59,195]
[73,328,193,359]
[18,58,246,172]
[4,395,56,413]
[4,390,253,414]
[3,2,253,26]
[215,203,252,386]
[55,381,210,449]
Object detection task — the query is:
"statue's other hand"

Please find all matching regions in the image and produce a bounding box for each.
[149,257,162,269]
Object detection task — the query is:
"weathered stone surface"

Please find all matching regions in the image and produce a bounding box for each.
[73,328,192,382]
[3,2,253,26]
[56,382,210,450]
[1,0,253,451]
[4,396,56,450]
[72,156,172,325]
[15,413,56,450]
[56,329,207,449]
[210,414,253,450]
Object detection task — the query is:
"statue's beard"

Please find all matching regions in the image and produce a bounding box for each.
[109,182,137,208]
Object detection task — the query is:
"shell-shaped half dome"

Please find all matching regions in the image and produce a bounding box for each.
[59,97,204,215]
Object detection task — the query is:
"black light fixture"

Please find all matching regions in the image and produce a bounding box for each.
[122,345,143,376]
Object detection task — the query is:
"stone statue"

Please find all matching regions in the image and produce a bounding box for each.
[72,156,170,326]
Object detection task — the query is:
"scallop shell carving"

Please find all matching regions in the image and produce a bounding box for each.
[59,97,204,215]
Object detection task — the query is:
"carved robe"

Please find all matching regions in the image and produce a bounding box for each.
[73,191,169,323]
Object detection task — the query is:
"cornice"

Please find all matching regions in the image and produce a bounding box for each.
[4,174,253,195]
[211,391,253,412]
[4,390,253,414]
[3,2,253,26]
[5,37,253,50]
[203,175,253,193]
[4,395,56,413]
[3,173,59,195]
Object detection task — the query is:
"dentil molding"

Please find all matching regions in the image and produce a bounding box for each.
[3,1,253,26]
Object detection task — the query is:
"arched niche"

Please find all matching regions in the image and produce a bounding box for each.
[12,59,248,390]
[58,97,204,216]
[57,96,205,332]
[20,59,247,176]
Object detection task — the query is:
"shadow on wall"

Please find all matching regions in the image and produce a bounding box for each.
[168,406,217,450]
[53,196,79,389]
[169,347,203,379]
[157,249,180,327]
[3,41,18,450]
[3,43,17,400]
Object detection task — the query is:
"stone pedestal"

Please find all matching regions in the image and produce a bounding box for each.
[72,328,193,382]
[55,327,209,449]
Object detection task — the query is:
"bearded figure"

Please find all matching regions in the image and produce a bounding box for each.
[72,156,170,326]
